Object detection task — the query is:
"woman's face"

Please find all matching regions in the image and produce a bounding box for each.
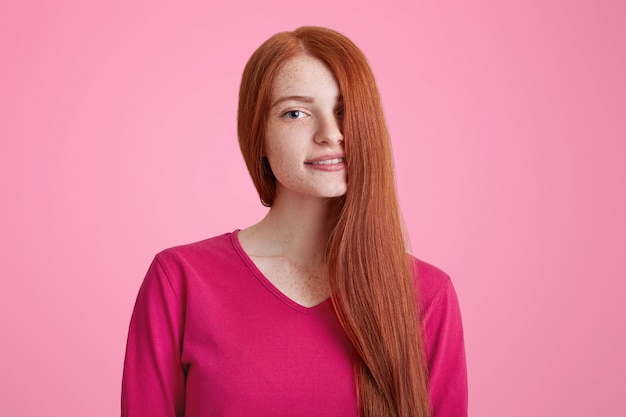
[264,54,346,203]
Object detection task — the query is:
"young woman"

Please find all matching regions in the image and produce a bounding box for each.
[122,26,467,417]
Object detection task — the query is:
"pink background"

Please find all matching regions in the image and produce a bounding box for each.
[1,1,624,416]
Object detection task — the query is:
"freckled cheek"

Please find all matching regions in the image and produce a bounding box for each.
[273,162,305,186]
[264,149,298,182]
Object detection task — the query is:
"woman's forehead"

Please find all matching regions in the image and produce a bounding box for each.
[271,55,340,102]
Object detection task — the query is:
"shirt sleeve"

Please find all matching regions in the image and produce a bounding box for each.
[121,256,186,417]
[422,276,468,417]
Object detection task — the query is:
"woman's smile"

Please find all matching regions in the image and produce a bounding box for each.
[304,154,346,171]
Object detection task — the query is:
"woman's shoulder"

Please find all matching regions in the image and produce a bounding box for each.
[140,230,246,296]
[153,231,239,266]
[410,255,451,296]
[409,256,460,320]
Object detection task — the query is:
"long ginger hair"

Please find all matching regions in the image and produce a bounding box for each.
[237,26,431,417]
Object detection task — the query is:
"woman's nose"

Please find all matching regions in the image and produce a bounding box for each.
[314,113,343,145]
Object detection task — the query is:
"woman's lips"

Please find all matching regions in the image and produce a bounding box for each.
[309,157,344,165]
[305,156,346,171]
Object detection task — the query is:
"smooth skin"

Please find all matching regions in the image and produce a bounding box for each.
[238,54,345,308]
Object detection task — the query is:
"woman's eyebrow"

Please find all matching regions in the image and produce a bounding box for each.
[271,95,344,109]
[271,95,314,108]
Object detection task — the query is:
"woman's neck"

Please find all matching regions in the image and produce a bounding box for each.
[240,193,342,267]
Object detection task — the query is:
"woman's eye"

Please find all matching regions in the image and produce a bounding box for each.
[283,110,306,119]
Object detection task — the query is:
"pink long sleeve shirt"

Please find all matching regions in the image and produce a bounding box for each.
[122,231,467,416]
